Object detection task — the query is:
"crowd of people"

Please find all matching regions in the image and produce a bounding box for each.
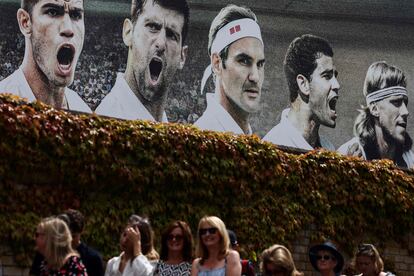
[0,1,408,273]
[30,209,396,276]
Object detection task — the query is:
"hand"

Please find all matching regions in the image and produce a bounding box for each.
[347,142,363,158]
[126,227,141,256]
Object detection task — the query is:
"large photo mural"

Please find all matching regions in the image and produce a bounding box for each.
[0,0,413,168]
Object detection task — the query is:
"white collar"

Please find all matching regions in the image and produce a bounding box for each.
[114,73,168,122]
[16,67,71,109]
[15,67,37,101]
[206,93,252,135]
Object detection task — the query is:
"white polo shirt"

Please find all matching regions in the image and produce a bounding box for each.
[0,68,91,113]
[263,108,335,150]
[95,73,167,122]
[194,93,252,135]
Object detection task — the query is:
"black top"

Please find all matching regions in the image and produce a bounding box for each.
[30,242,104,276]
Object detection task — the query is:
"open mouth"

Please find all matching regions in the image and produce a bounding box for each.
[397,122,407,129]
[328,96,338,112]
[57,44,75,67]
[149,57,163,83]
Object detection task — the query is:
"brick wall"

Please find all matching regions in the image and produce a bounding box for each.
[0,247,28,276]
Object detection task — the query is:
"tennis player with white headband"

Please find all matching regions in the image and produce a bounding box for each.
[194,4,265,135]
[338,61,414,168]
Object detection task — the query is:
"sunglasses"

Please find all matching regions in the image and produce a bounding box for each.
[167,234,184,242]
[199,227,218,236]
[317,255,334,261]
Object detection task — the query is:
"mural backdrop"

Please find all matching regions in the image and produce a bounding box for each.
[1,0,413,168]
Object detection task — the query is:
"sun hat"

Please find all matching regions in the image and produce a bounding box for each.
[309,241,344,274]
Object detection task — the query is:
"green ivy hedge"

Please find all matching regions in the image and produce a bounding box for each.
[0,94,413,265]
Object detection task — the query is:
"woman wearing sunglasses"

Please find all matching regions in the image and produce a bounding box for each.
[261,244,303,276]
[191,216,241,276]
[309,241,344,276]
[154,220,193,276]
[35,217,87,276]
[352,244,395,276]
[105,215,156,276]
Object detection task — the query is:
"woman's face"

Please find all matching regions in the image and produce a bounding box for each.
[167,226,184,254]
[120,226,133,253]
[35,225,46,255]
[316,250,337,273]
[199,222,220,247]
[356,255,376,276]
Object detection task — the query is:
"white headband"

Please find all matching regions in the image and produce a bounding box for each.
[200,18,263,94]
[366,86,408,105]
[210,18,263,56]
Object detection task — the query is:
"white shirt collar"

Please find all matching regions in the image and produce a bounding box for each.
[15,67,36,102]
[14,67,89,111]
[281,108,334,150]
[207,93,252,135]
[114,73,168,122]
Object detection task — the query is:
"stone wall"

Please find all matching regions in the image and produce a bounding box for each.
[0,246,28,276]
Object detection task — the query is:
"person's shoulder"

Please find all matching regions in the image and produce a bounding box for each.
[67,254,83,266]
[337,137,358,153]
[29,252,44,276]
[67,255,87,274]
[0,70,21,94]
[337,137,366,158]
[101,86,119,103]
[68,254,79,261]
[192,257,201,264]
[404,149,414,159]
[226,249,240,262]
[262,123,283,142]
[65,88,92,113]
[193,112,211,127]
[79,243,100,255]
[79,243,102,260]
[319,136,335,151]
[193,115,222,132]
[94,89,122,116]
[106,254,121,267]
[191,257,201,273]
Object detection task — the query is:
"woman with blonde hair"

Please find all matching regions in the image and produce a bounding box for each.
[35,217,87,275]
[191,216,241,276]
[261,244,303,276]
[353,244,395,276]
